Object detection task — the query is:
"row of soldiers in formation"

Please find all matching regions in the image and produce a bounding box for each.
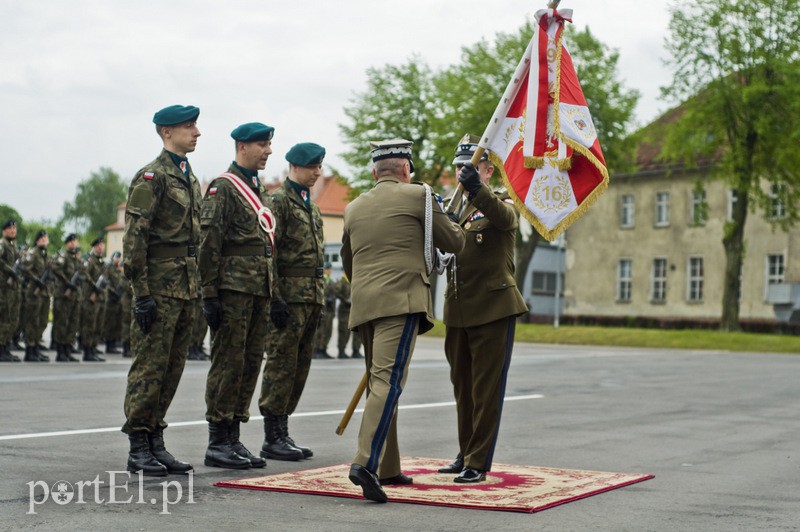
[0,224,210,363]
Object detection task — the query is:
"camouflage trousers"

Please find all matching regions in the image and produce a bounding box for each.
[205,290,269,423]
[103,297,122,342]
[258,303,322,416]
[0,284,20,345]
[313,304,335,350]
[191,297,208,347]
[52,293,80,345]
[337,306,362,354]
[22,288,48,346]
[122,294,195,434]
[80,296,104,348]
[120,292,132,344]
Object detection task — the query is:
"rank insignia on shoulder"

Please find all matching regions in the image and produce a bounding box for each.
[208,187,218,195]
[143,172,155,180]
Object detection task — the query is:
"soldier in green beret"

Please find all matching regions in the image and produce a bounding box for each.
[199,121,276,470]
[79,237,107,362]
[101,251,123,354]
[437,134,528,483]
[312,262,335,359]
[257,141,326,461]
[50,233,81,362]
[121,104,201,477]
[334,276,362,359]
[0,220,22,362]
[21,230,51,362]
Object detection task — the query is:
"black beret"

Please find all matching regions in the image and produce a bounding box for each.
[231,122,274,142]
[286,143,326,166]
[64,233,77,244]
[2,219,15,230]
[34,229,47,242]
[153,105,200,126]
[91,236,104,247]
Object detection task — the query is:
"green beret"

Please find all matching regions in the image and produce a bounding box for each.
[152,105,200,126]
[231,122,275,142]
[286,142,326,166]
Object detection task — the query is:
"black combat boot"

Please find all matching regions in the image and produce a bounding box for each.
[24,345,43,362]
[229,421,266,468]
[11,334,23,350]
[149,426,193,474]
[56,343,78,362]
[0,344,20,362]
[337,349,348,359]
[122,341,132,358]
[33,343,50,361]
[204,422,251,469]
[83,345,105,362]
[127,431,167,477]
[260,415,304,461]
[280,415,312,458]
[105,340,121,354]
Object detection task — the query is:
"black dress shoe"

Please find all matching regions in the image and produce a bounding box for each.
[454,467,486,483]
[437,453,464,473]
[348,464,387,503]
[379,473,413,486]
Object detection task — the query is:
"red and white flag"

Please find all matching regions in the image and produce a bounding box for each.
[479,6,608,241]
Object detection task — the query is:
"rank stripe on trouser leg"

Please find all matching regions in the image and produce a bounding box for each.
[366,313,418,474]
[481,316,516,471]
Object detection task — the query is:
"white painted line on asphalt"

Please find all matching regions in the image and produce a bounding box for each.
[0,394,543,441]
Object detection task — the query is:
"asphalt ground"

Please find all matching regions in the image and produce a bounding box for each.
[0,333,798,531]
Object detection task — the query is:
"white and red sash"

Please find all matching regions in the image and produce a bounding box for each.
[217,172,276,249]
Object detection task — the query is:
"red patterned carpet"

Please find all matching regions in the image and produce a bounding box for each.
[215,457,653,513]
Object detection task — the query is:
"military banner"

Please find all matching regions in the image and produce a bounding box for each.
[478,5,608,241]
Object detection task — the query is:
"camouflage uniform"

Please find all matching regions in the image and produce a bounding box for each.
[122,148,201,434]
[119,274,132,356]
[258,178,324,417]
[80,251,105,350]
[334,277,362,357]
[0,236,20,349]
[313,273,336,354]
[21,245,49,348]
[189,292,209,357]
[102,262,124,348]
[200,164,272,424]
[51,249,82,346]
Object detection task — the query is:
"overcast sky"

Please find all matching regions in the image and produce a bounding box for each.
[0,0,674,225]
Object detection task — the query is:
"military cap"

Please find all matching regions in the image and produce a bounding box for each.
[286,142,326,166]
[91,236,104,247]
[324,261,332,269]
[2,219,15,230]
[370,138,415,173]
[453,133,488,165]
[152,105,200,126]
[33,229,47,242]
[64,233,77,244]
[231,122,274,142]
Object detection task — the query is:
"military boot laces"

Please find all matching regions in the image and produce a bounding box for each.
[229,421,266,468]
[204,422,250,470]
[260,415,303,461]
[149,427,193,474]
[280,415,312,458]
[127,431,167,477]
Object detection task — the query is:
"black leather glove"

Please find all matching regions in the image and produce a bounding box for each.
[458,162,482,197]
[270,299,290,329]
[203,297,223,331]
[134,295,158,334]
[447,212,459,224]
[34,278,46,289]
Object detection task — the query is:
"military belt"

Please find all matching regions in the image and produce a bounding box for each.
[148,244,197,258]
[279,266,324,278]
[222,245,272,257]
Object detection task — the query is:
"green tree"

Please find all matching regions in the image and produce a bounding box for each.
[661,0,800,331]
[61,167,127,238]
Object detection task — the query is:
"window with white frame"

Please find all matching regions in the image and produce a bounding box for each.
[617,259,632,302]
[687,256,704,302]
[651,258,667,303]
[620,194,635,228]
[766,254,785,289]
[769,184,786,219]
[727,188,739,221]
[690,188,707,226]
[655,191,670,227]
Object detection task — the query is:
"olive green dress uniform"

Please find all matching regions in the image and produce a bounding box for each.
[0,234,20,352]
[313,272,336,355]
[443,184,528,473]
[334,277,361,357]
[258,177,324,417]
[51,248,82,347]
[342,174,465,479]
[200,163,273,425]
[121,148,201,435]
[80,251,105,351]
[21,245,49,350]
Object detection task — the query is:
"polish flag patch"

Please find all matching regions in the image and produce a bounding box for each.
[208,187,218,195]
[143,172,155,180]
